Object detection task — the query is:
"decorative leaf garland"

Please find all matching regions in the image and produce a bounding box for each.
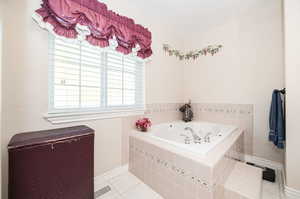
[163,44,223,60]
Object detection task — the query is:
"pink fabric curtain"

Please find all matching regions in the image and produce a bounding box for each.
[35,0,152,59]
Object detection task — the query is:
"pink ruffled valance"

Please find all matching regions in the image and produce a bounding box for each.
[34,0,152,59]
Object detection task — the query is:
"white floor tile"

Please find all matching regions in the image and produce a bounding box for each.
[100,165,129,181]
[109,172,142,194]
[121,183,163,199]
[100,192,122,199]
[98,192,120,199]
[94,178,121,199]
[262,173,283,199]
[95,166,283,199]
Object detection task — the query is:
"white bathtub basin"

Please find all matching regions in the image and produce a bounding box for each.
[148,121,237,155]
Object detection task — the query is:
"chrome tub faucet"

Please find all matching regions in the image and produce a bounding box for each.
[184,127,201,144]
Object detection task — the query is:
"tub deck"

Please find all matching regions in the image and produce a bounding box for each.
[130,127,244,167]
[129,122,245,199]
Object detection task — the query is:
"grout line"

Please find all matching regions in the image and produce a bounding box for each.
[107,180,123,196]
[105,172,126,197]
[102,166,143,198]
[108,173,142,197]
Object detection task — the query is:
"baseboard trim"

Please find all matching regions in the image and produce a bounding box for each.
[277,160,300,199]
[94,164,128,181]
[244,155,283,170]
[285,186,300,199]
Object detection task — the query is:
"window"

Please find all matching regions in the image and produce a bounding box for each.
[48,36,145,119]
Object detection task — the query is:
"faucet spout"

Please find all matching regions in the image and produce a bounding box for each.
[184,127,201,143]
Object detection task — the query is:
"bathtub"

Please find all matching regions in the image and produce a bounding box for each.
[148,121,237,155]
[129,121,244,199]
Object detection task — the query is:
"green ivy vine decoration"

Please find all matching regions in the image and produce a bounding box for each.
[163,44,223,60]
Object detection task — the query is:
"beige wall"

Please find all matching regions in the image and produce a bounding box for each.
[284,0,300,191]
[182,0,285,163]
[1,0,183,198]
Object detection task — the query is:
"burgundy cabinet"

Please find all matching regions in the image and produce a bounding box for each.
[8,125,94,199]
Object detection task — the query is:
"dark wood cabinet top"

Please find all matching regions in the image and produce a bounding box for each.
[8,125,94,150]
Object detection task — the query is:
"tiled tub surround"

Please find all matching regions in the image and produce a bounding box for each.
[129,123,244,199]
[121,103,252,165]
[191,103,253,155]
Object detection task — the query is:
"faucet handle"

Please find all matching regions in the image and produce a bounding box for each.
[194,138,201,144]
[184,138,191,144]
[180,134,191,144]
[204,135,211,143]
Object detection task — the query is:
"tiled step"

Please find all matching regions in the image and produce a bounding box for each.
[224,162,263,199]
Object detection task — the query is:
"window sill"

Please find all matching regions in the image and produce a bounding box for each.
[44,109,145,124]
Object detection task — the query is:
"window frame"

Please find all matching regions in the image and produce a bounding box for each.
[45,35,146,124]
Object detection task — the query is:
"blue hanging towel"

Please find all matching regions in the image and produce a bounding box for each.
[269,90,285,149]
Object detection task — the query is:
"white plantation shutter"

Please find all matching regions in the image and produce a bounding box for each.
[49,36,145,113]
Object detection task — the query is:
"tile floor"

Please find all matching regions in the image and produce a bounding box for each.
[262,169,285,199]
[95,165,284,199]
